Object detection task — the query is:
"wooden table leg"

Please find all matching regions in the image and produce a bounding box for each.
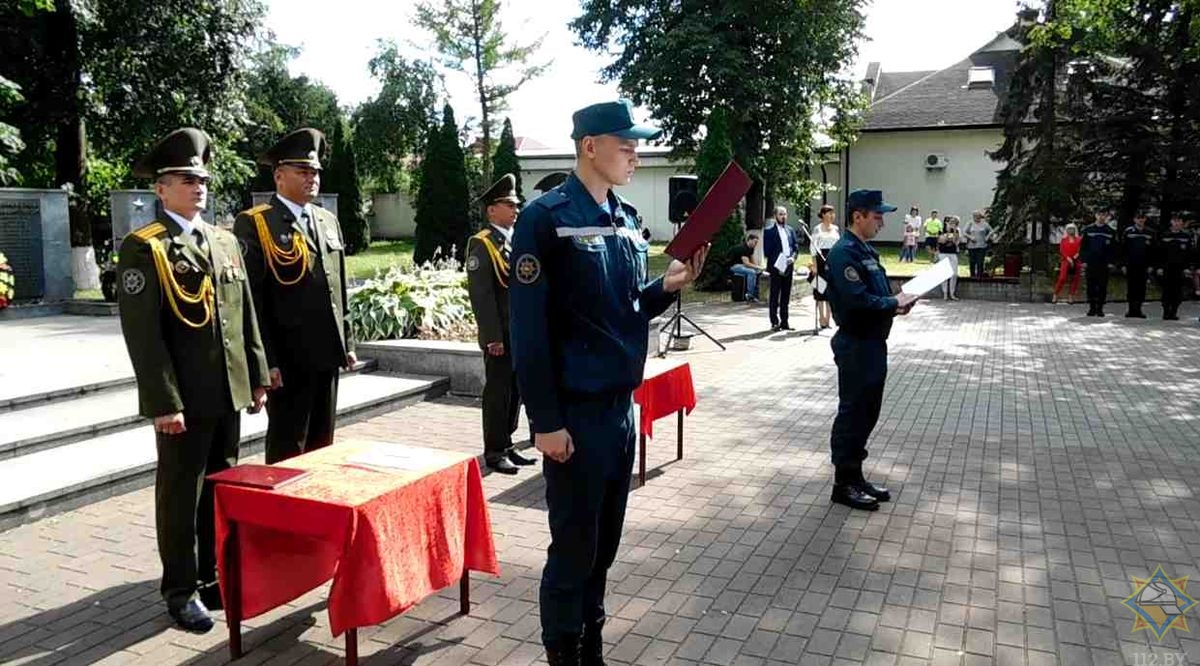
[676,410,684,461]
[639,431,647,487]
[346,628,358,665]
[226,521,243,660]
[460,570,470,615]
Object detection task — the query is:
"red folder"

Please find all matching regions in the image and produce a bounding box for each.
[664,160,753,261]
[207,464,309,490]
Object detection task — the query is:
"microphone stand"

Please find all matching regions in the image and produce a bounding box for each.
[794,222,830,337]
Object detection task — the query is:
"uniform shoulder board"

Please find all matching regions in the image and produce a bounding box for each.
[472,229,493,241]
[530,190,570,211]
[240,203,272,217]
[128,222,167,242]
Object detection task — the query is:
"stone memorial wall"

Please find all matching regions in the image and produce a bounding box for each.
[0,189,72,302]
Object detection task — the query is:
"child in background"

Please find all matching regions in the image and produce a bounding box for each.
[900,223,918,262]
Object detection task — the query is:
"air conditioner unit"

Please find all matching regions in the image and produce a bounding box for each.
[925,153,949,169]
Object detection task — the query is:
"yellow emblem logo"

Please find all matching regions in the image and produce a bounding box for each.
[1122,565,1196,640]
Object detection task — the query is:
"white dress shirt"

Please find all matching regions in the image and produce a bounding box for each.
[163,209,201,236]
[276,194,314,237]
[776,223,793,258]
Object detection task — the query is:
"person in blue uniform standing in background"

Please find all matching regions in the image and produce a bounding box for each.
[509,99,708,666]
[1081,209,1116,317]
[824,190,918,511]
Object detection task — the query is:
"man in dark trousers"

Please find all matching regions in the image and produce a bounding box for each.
[1123,211,1155,318]
[824,190,918,511]
[1160,213,1195,320]
[510,99,707,665]
[762,206,799,330]
[117,128,269,632]
[1081,209,1116,317]
[466,173,536,475]
[233,128,356,464]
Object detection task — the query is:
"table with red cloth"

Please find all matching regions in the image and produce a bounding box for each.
[213,440,499,664]
[632,359,697,486]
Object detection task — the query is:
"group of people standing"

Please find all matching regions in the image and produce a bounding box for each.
[1052,209,1197,319]
[117,127,356,633]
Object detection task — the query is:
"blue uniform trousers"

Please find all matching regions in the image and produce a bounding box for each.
[830,332,888,475]
[540,392,635,645]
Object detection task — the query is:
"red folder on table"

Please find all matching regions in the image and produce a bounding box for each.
[663,160,753,261]
[207,464,308,490]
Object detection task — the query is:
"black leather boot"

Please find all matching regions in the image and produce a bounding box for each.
[546,636,581,666]
[581,620,606,666]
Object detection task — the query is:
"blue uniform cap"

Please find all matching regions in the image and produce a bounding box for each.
[847,189,898,214]
[571,99,662,141]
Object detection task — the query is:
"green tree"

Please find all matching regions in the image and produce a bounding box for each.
[241,44,342,195]
[413,104,471,265]
[693,108,743,291]
[352,42,439,195]
[572,0,868,225]
[414,0,546,185]
[490,117,522,197]
[326,117,369,254]
[0,0,265,244]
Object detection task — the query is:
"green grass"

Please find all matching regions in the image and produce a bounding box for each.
[346,240,415,280]
[73,289,104,301]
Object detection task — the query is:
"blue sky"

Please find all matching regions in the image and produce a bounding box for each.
[265,0,1025,148]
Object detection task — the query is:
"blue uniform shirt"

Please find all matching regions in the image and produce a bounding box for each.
[1123,224,1155,265]
[509,173,677,434]
[825,232,899,339]
[1080,223,1115,265]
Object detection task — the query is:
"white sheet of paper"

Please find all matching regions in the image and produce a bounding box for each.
[901,257,955,296]
[773,253,790,273]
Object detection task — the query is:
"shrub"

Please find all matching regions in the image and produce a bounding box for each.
[348,251,475,342]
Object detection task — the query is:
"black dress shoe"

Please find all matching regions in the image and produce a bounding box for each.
[168,599,214,633]
[780,324,794,331]
[198,585,223,611]
[486,458,520,475]
[507,449,537,466]
[831,484,879,511]
[1125,311,1146,318]
[856,479,891,502]
[770,324,780,331]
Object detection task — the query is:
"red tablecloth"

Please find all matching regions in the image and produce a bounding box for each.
[214,441,499,637]
[633,359,697,438]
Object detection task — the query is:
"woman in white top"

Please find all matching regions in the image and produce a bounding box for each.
[810,204,841,329]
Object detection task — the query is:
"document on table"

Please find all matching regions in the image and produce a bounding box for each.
[773,253,791,273]
[345,444,441,472]
[901,257,954,296]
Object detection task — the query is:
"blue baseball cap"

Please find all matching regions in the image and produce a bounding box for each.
[571,99,662,141]
[847,189,898,214]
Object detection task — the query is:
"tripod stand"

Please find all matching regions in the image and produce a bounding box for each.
[657,220,725,356]
[658,288,726,356]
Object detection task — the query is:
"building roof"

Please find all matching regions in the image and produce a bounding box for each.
[862,31,1021,132]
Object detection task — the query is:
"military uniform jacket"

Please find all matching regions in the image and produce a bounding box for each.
[509,173,677,434]
[466,225,513,350]
[1122,224,1155,265]
[825,232,899,340]
[1080,223,1115,265]
[233,195,354,372]
[1161,230,1195,268]
[117,217,269,419]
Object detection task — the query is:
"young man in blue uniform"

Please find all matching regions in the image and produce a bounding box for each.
[824,190,918,511]
[1081,210,1116,316]
[1122,211,1155,318]
[509,99,708,665]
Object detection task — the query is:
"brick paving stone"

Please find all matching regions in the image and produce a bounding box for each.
[3,300,1200,663]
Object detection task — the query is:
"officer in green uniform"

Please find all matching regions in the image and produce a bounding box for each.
[117,128,269,632]
[233,128,356,464]
[467,173,537,474]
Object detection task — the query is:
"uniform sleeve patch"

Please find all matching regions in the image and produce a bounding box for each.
[466,254,480,271]
[514,254,541,284]
[844,266,861,283]
[122,268,147,295]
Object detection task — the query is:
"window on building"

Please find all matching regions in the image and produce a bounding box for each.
[967,66,995,89]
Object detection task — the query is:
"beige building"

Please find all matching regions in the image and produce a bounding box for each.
[838,32,1020,242]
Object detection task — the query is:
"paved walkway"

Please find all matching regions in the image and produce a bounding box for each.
[2,299,1200,666]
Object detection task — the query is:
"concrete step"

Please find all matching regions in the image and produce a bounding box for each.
[0,371,449,531]
[0,360,380,458]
